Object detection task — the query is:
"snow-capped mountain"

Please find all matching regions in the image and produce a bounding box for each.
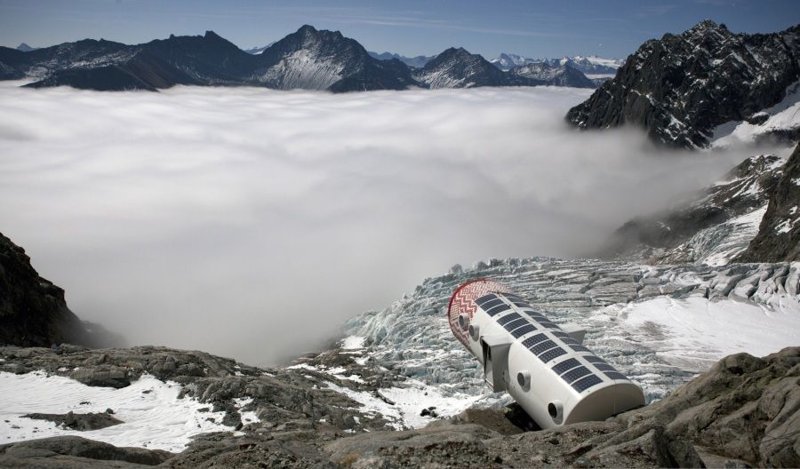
[490,52,538,70]
[509,61,595,88]
[491,53,622,74]
[561,56,622,76]
[252,25,417,91]
[368,51,432,68]
[414,47,597,89]
[567,20,800,148]
[0,27,601,92]
[414,47,521,88]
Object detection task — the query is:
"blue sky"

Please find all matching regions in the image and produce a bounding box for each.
[0,0,797,59]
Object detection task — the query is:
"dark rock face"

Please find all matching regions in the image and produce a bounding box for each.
[24,411,122,431]
[737,143,800,261]
[566,21,800,148]
[510,62,596,88]
[0,232,121,348]
[0,39,131,81]
[600,153,784,263]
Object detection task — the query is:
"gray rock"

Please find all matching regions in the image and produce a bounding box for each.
[23,411,123,431]
[0,436,172,467]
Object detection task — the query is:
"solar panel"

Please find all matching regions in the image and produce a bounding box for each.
[522,334,549,348]
[475,294,497,306]
[562,337,579,346]
[604,371,629,381]
[539,347,566,363]
[510,324,536,338]
[479,299,504,310]
[485,304,510,317]
[593,363,617,372]
[550,331,570,339]
[503,318,528,331]
[497,312,522,326]
[552,358,581,375]
[570,344,591,353]
[531,340,557,356]
[584,356,606,364]
[562,366,592,384]
[572,374,603,392]
[538,321,561,330]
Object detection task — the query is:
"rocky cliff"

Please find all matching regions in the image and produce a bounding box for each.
[0,232,121,348]
[737,142,800,261]
[566,21,800,148]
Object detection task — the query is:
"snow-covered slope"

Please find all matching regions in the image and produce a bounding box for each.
[713,80,800,147]
[258,48,345,90]
[604,152,788,264]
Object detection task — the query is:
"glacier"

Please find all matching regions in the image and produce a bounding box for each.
[340,258,800,410]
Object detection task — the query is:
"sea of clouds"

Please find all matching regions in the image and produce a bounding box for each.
[0,82,783,364]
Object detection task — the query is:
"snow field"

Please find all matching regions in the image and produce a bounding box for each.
[0,372,245,452]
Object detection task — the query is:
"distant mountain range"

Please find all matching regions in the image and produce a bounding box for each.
[490,53,622,74]
[567,20,800,148]
[15,42,37,52]
[0,25,600,92]
[368,51,433,69]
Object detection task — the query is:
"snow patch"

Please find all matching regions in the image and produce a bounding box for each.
[712,80,800,147]
[600,296,800,371]
[324,378,483,430]
[341,336,366,350]
[0,372,233,452]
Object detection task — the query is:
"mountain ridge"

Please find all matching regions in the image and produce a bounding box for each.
[0,25,597,92]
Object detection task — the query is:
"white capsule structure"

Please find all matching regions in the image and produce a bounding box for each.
[447,279,645,429]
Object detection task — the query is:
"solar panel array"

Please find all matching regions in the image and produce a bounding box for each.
[474,292,631,394]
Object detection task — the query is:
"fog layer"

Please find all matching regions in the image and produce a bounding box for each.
[0,83,771,364]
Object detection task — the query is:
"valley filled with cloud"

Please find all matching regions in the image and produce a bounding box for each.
[0,83,775,364]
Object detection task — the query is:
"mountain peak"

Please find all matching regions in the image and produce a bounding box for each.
[684,19,731,38]
[16,42,36,52]
[298,24,318,33]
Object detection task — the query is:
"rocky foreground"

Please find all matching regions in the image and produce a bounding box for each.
[0,343,798,468]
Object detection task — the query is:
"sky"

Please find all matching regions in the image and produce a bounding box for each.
[0,0,797,59]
